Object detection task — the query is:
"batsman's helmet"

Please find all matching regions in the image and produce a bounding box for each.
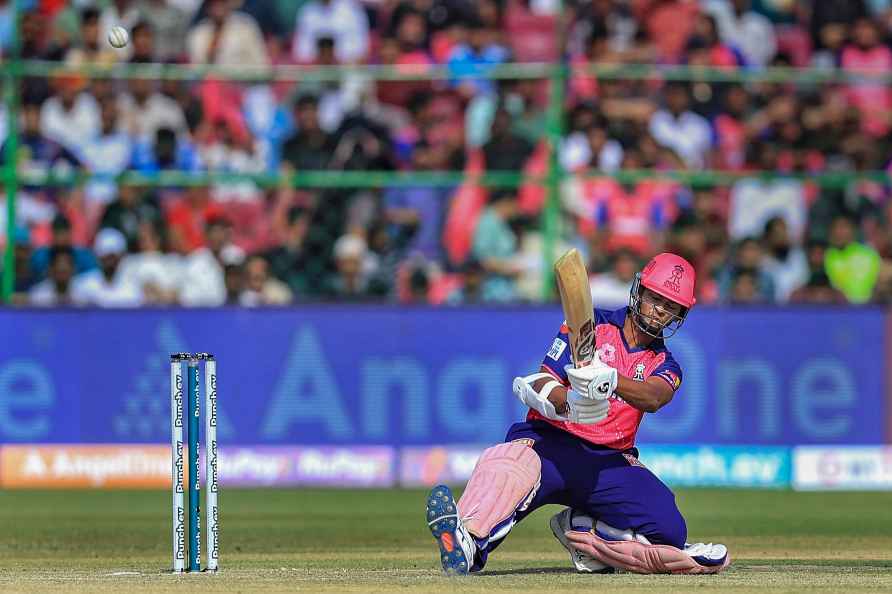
[629,252,696,338]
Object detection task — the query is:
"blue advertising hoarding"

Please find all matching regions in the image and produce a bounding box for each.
[0,307,884,446]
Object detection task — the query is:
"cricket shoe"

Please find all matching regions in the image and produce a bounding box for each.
[426,484,476,575]
[549,508,612,573]
[684,542,730,570]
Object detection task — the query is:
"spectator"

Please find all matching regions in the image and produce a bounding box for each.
[132,127,202,174]
[99,185,164,251]
[810,0,868,59]
[177,216,237,307]
[384,141,450,261]
[79,98,134,206]
[824,213,881,303]
[6,227,37,305]
[199,119,266,203]
[789,270,848,303]
[404,263,431,304]
[165,187,224,254]
[685,13,740,70]
[139,0,189,62]
[240,255,293,306]
[40,75,100,154]
[118,77,188,143]
[71,228,143,307]
[761,216,809,301]
[483,108,534,171]
[840,17,892,137]
[718,237,776,302]
[119,220,182,305]
[713,85,750,170]
[327,234,381,300]
[589,249,640,308]
[560,112,624,173]
[281,95,334,171]
[447,19,510,98]
[648,81,713,169]
[28,246,77,306]
[31,214,98,281]
[264,206,313,297]
[645,0,700,63]
[728,141,807,241]
[223,262,244,305]
[293,0,370,64]
[447,257,485,304]
[707,0,777,67]
[572,149,680,256]
[2,99,80,177]
[471,191,522,302]
[65,7,119,66]
[187,0,269,66]
[728,268,765,303]
[126,21,156,64]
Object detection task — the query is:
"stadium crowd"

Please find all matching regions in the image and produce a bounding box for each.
[2,0,892,306]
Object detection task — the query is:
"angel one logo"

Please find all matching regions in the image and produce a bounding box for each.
[663,265,684,294]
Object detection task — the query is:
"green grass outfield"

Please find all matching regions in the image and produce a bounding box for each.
[1,488,890,593]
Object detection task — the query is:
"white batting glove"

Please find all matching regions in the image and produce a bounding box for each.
[564,358,617,401]
[564,390,610,424]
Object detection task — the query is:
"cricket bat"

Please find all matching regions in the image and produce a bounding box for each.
[553,248,596,368]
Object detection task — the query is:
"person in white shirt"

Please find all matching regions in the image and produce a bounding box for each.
[71,228,143,307]
[117,77,188,143]
[648,81,713,170]
[78,98,134,206]
[293,0,370,64]
[118,220,183,304]
[187,0,269,66]
[705,0,777,67]
[39,77,100,154]
[29,246,77,306]
[728,142,806,242]
[589,249,640,308]
[761,216,809,302]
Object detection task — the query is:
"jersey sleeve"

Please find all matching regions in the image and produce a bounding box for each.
[541,323,572,384]
[652,350,683,392]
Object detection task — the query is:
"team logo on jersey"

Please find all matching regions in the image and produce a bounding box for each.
[547,338,567,361]
[633,363,646,382]
[663,265,685,294]
[596,343,616,363]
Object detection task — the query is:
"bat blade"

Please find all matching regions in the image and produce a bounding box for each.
[554,248,595,367]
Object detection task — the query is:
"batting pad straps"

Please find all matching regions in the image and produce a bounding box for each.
[457,442,542,540]
[564,529,730,575]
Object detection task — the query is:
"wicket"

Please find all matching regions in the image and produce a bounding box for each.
[169,352,219,573]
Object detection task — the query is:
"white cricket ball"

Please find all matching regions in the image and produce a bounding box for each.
[108,26,130,49]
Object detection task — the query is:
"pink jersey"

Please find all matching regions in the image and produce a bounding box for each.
[577,177,681,256]
[841,45,892,136]
[533,307,683,450]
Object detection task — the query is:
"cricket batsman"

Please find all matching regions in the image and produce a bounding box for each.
[425,252,730,575]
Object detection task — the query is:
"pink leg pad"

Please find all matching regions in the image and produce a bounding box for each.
[565,531,731,575]
[457,442,541,539]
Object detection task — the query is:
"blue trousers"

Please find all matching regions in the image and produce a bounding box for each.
[472,420,686,570]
